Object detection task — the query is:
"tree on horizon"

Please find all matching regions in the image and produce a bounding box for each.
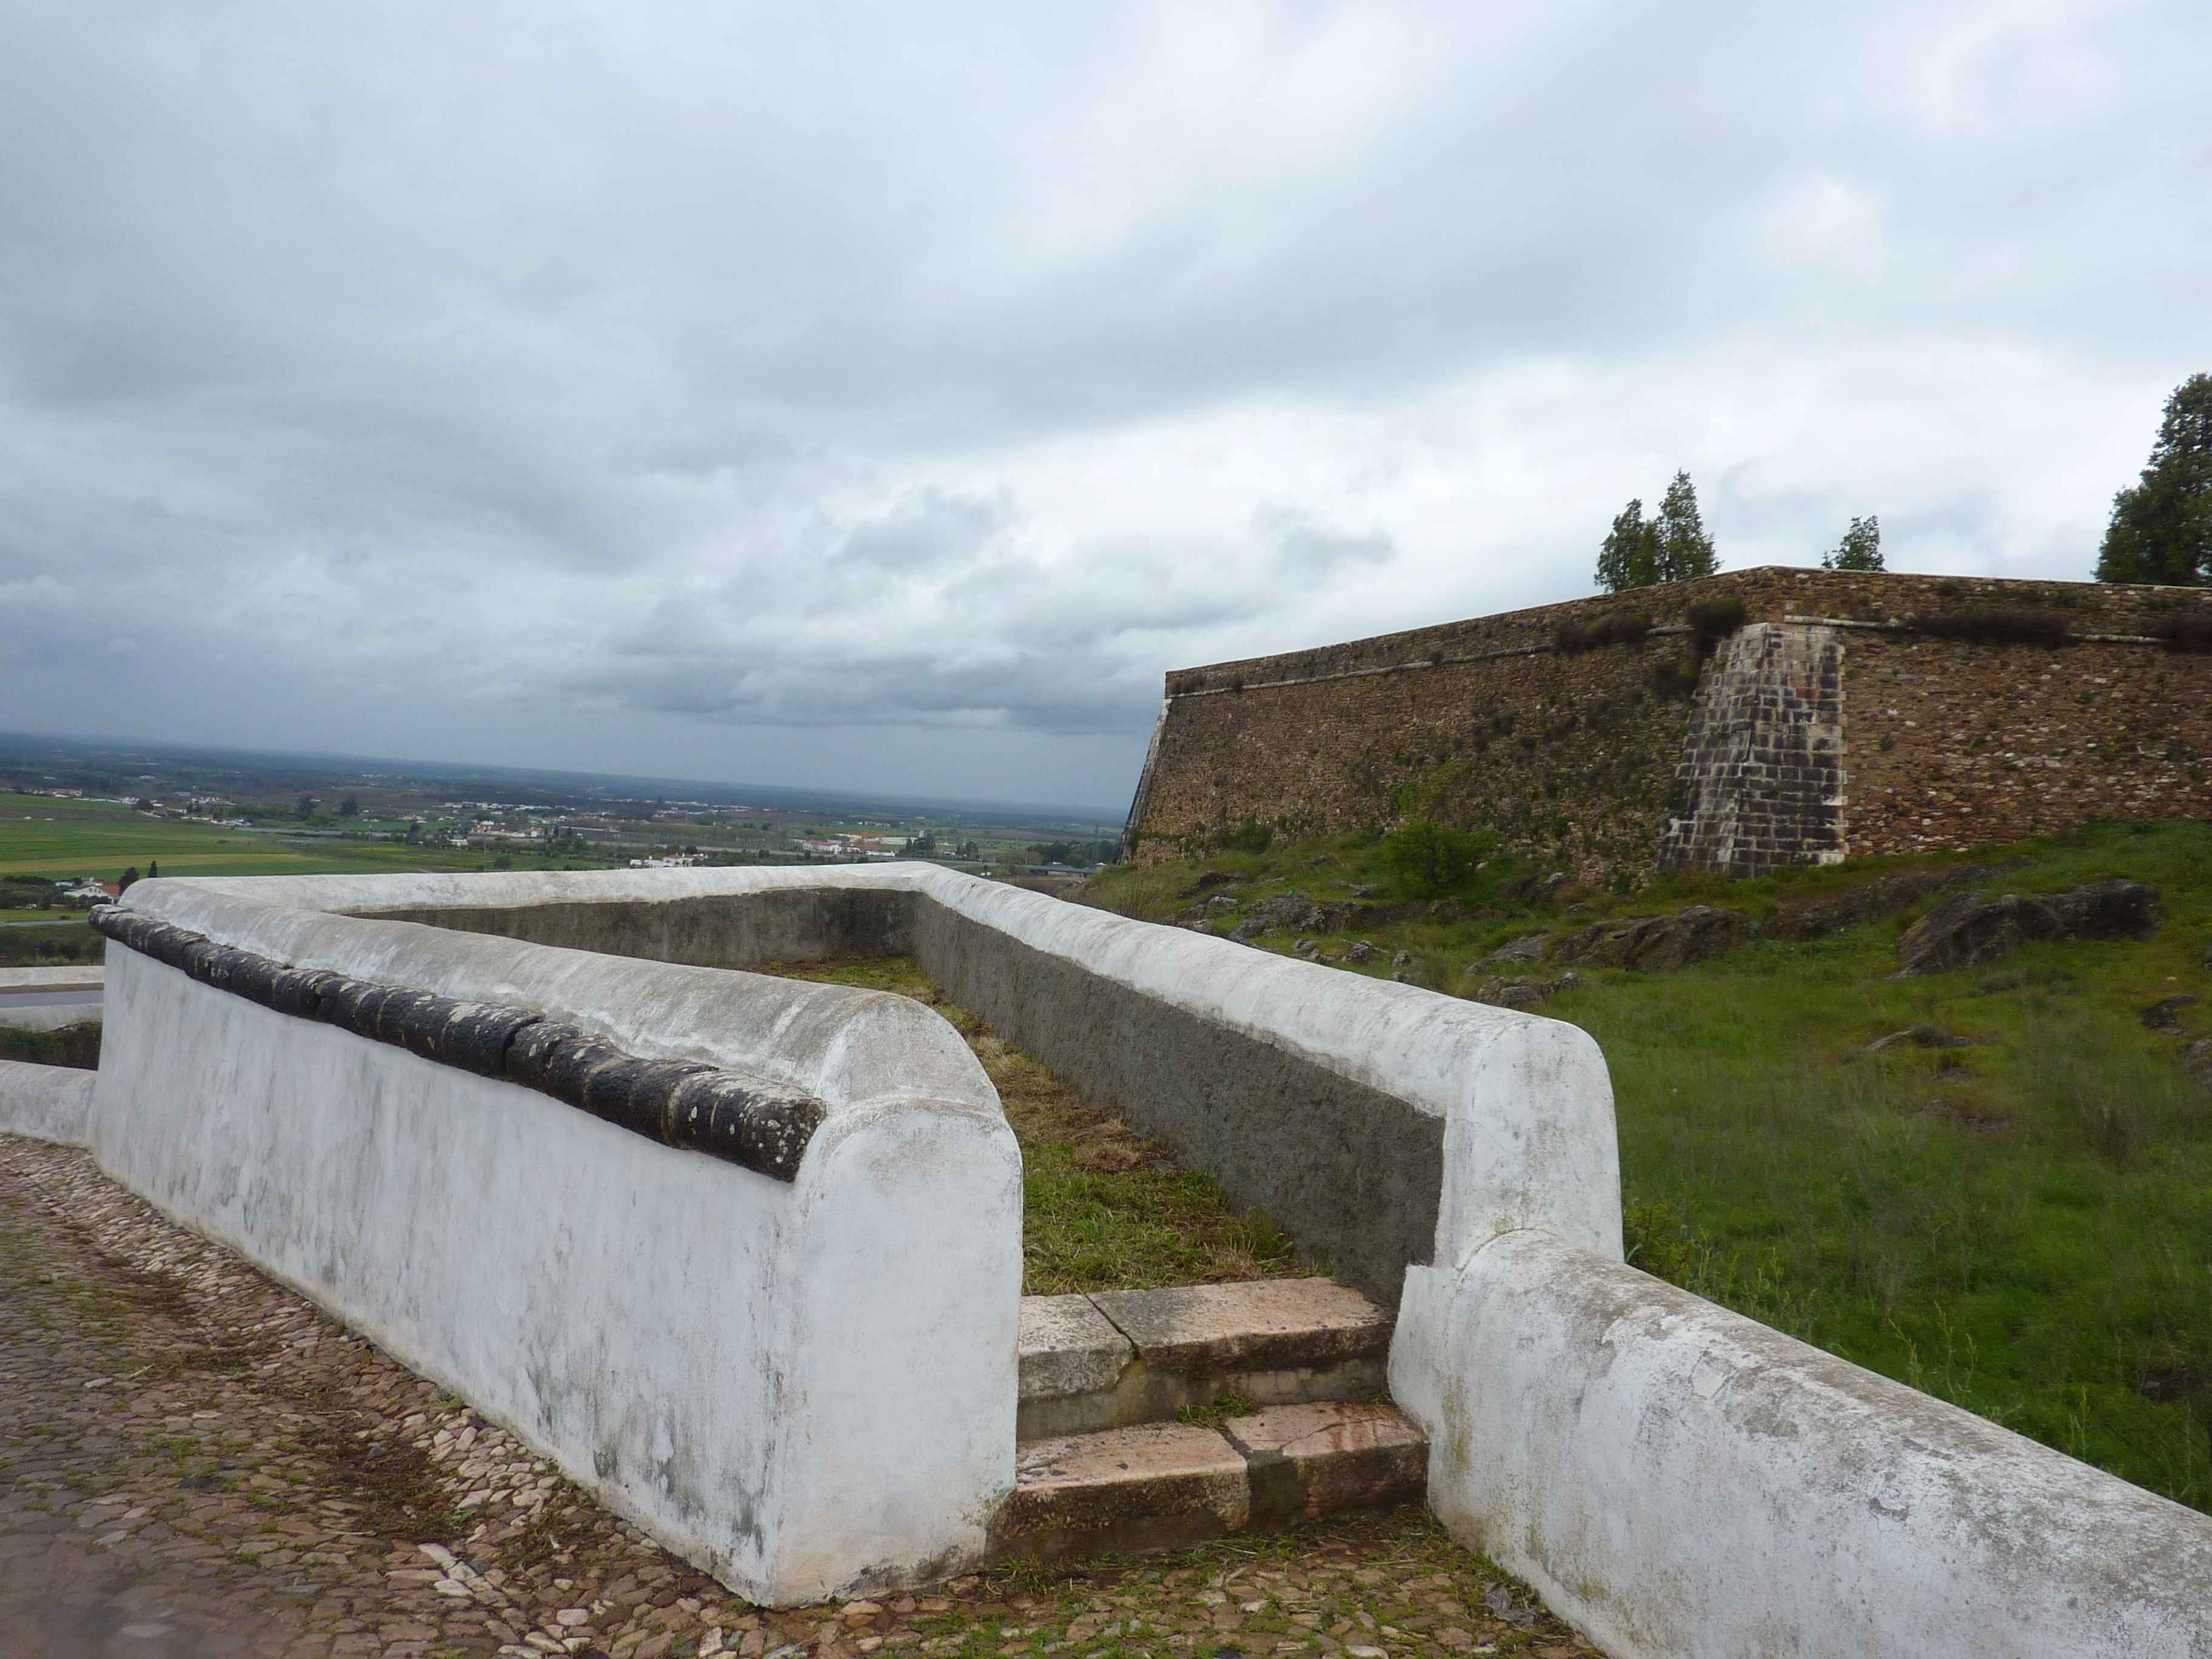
[2096,373,2212,586]
[1654,471,1719,582]
[1595,498,1660,592]
[1823,514,1884,571]
[1597,472,1720,591]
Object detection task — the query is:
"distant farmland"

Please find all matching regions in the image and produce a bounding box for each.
[0,797,523,883]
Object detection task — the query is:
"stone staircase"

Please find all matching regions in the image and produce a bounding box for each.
[992,1278,1427,1562]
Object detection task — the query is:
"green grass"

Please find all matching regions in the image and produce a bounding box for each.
[0,922,101,966]
[0,1024,99,1069]
[1088,820,2212,1513]
[0,795,579,882]
[759,957,1311,1294]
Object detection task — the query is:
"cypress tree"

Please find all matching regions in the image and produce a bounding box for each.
[1595,499,1660,593]
[1822,514,1884,571]
[1654,471,1718,582]
[2097,374,2212,586]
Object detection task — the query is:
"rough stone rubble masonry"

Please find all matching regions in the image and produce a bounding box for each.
[1125,566,2212,878]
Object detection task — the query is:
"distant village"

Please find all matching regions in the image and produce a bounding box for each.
[7,776,1119,888]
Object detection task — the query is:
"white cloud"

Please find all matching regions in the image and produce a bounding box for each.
[1,0,2207,809]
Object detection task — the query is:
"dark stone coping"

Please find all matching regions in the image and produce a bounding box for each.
[88,904,824,1182]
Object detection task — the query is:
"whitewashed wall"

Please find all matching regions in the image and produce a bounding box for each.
[0,1056,95,1145]
[1392,1230,2212,1658]
[96,882,1019,1606]
[97,864,2212,1646]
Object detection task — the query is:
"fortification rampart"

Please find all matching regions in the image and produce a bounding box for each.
[1128,568,2212,877]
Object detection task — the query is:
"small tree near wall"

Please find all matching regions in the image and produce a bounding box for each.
[2097,372,2211,586]
[1595,499,1661,593]
[1596,472,1720,590]
[1823,515,1884,571]
[1654,472,1719,582]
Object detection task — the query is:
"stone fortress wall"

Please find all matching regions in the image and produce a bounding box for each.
[1125,568,2212,877]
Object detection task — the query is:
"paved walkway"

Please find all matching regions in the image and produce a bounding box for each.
[0,1134,1603,1659]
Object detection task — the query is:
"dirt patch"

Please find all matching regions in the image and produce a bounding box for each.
[294,1411,464,1543]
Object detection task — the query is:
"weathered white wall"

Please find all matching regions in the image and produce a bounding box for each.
[1392,1229,2212,1658]
[0,1057,95,1145]
[97,883,1020,1605]
[101,865,2212,1647]
[196,863,1624,1293]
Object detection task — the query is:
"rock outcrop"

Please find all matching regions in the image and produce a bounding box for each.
[1231,895,1339,940]
[1765,865,1994,943]
[1892,880,2160,977]
[1546,905,1754,973]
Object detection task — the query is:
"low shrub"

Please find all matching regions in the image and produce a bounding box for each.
[1912,608,2073,646]
[1216,820,1274,854]
[1380,819,1500,899]
[1623,1199,1700,1286]
[2153,612,2212,654]
[1553,612,1652,653]
[1686,597,1747,640]
[0,1022,100,1070]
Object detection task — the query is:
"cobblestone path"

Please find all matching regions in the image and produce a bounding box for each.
[0,1134,1603,1659]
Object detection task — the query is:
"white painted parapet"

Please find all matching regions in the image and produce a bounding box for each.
[88,863,2212,1644]
[95,879,1021,1605]
[1391,1230,2212,1658]
[0,1057,96,1145]
[183,863,1624,1300]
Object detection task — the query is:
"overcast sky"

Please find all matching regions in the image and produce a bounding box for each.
[3,2,2207,814]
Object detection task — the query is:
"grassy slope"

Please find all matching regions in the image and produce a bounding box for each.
[1085,822,2212,1513]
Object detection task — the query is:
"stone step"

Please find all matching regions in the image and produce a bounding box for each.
[1017,1278,1393,1442]
[990,1399,1427,1564]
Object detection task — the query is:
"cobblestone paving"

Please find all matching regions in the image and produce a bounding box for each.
[0,1134,1606,1659]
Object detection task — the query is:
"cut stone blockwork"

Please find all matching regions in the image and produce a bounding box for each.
[1661,622,1846,875]
[1016,1278,1395,1441]
[991,1402,1426,1563]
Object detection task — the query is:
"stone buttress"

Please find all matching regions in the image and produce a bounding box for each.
[1660,622,1845,876]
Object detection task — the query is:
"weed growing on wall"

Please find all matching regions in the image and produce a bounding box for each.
[1913,607,2074,646]
[2154,611,2212,652]
[1686,596,1748,642]
[1552,612,1652,653]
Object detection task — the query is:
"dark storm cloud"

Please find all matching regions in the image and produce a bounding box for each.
[1,1,2208,804]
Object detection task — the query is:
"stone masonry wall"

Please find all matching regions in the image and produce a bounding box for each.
[1129,568,2212,879]
[1661,625,1846,876]
[1840,631,2212,858]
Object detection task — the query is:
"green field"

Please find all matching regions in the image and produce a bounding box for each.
[1086,821,2212,1514]
[0,796,582,883]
